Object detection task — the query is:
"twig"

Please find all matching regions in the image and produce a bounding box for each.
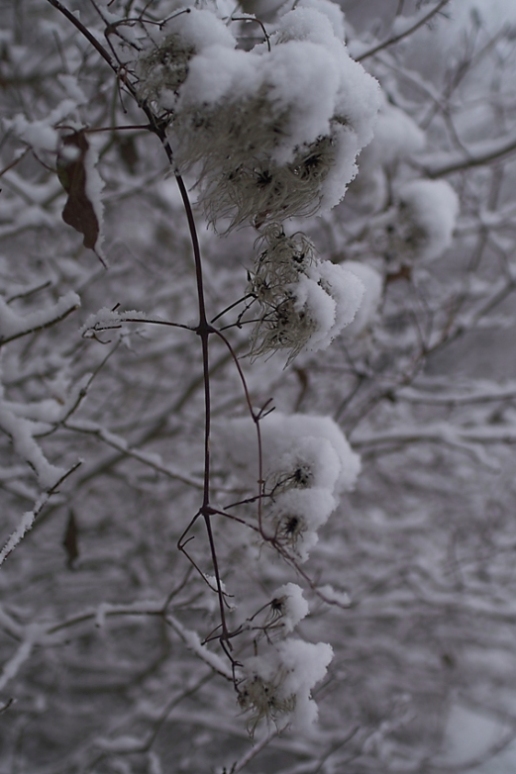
[0,461,82,567]
[356,0,451,62]
[0,300,79,348]
[223,728,279,773]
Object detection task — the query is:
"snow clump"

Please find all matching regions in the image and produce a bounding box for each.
[393,179,459,261]
[271,583,310,633]
[220,411,360,560]
[341,260,383,335]
[135,9,235,111]
[350,99,426,210]
[238,638,333,731]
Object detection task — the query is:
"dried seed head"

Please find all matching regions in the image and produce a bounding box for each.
[173,90,337,230]
[249,290,317,363]
[268,462,313,497]
[250,226,316,302]
[136,34,195,109]
[248,228,320,362]
[271,512,308,552]
[238,673,296,730]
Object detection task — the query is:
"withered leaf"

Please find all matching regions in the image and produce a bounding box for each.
[62,509,79,569]
[385,264,412,284]
[57,130,99,250]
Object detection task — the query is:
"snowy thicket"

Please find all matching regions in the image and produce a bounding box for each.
[2,0,516,772]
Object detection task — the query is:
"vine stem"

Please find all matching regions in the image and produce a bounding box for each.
[174,175,235,647]
[44,0,256,660]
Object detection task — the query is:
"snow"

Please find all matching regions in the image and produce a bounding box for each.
[248,225,364,361]
[361,100,426,169]
[80,307,123,337]
[222,411,361,495]
[317,584,351,607]
[0,507,38,568]
[397,179,459,260]
[172,7,237,50]
[96,735,143,753]
[292,274,336,351]
[341,260,383,335]
[57,74,87,104]
[219,411,360,559]
[348,91,425,212]
[0,401,66,489]
[166,614,234,680]
[175,46,258,107]
[269,487,337,559]
[273,583,309,632]
[293,0,346,40]
[315,261,365,333]
[136,8,236,107]
[5,99,79,152]
[278,639,333,730]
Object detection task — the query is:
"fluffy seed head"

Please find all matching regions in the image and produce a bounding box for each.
[136,34,194,110]
[174,91,338,230]
[248,227,320,362]
[238,671,296,730]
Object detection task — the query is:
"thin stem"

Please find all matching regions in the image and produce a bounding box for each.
[210,294,255,324]
[0,302,79,349]
[230,16,271,52]
[211,329,271,533]
[122,316,195,332]
[357,0,451,62]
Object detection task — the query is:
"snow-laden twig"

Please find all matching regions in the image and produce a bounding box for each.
[419,129,516,177]
[219,728,279,774]
[0,623,45,692]
[356,0,451,62]
[0,461,81,567]
[397,381,516,405]
[351,421,513,470]
[0,291,79,347]
[46,598,166,636]
[0,400,67,487]
[0,639,33,693]
[65,419,205,490]
[165,613,234,680]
